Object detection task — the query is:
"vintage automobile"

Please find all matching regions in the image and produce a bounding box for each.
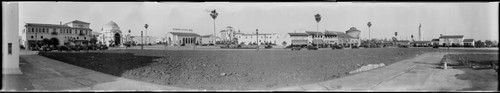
[331,44,343,50]
[291,46,302,51]
[306,45,318,50]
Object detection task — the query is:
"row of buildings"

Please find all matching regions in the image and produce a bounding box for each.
[164,26,362,47]
[21,20,157,49]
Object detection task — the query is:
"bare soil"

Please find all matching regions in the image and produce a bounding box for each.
[38,48,495,90]
[443,54,499,91]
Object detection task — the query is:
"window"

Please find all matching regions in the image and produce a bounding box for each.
[41,36,43,39]
[84,37,86,40]
[77,37,79,39]
[31,28,34,32]
[31,36,33,39]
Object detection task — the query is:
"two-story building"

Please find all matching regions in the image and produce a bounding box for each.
[287,27,361,47]
[234,32,286,45]
[22,20,93,49]
[288,33,310,46]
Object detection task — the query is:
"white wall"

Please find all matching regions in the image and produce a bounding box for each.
[2,2,21,74]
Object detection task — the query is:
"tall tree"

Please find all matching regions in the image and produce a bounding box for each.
[210,9,219,44]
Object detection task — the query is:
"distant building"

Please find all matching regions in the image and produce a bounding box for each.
[98,21,123,46]
[128,36,157,45]
[410,41,432,47]
[287,27,361,47]
[234,32,287,45]
[431,39,440,46]
[22,20,93,49]
[438,34,464,46]
[288,33,310,45]
[462,39,475,47]
[165,32,201,46]
[200,34,216,44]
[220,26,236,41]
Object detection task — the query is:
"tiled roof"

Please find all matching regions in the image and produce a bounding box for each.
[25,23,71,28]
[331,31,354,38]
[431,39,440,41]
[288,33,309,36]
[439,35,464,38]
[305,31,323,35]
[323,31,338,35]
[169,32,200,36]
[71,20,90,24]
[411,41,431,43]
[463,39,474,42]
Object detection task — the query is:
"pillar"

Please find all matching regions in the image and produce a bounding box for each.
[2,2,21,74]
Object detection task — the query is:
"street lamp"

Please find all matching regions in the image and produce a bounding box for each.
[210,9,219,45]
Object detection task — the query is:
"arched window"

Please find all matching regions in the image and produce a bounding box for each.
[84,37,86,40]
[77,37,79,39]
[41,36,43,39]
[31,36,33,39]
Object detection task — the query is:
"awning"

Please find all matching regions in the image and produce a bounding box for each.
[291,40,308,45]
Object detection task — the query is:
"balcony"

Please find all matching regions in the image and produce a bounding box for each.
[51,32,58,35]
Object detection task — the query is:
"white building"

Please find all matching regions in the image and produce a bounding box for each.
[165,32,201,46]
[438,34,464,46]
[234,32,289,45]
[286,27,361,47]
[98,21,123,46]
[22,20,93,49]
[220,26,236,41]
[128,36,158,45]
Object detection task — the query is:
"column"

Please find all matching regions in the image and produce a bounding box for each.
[3,2,21,74]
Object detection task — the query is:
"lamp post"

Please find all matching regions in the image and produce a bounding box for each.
[144,24,148,45]
[141,30,143,50]
[256,29,259,51]
[210,9,219,45]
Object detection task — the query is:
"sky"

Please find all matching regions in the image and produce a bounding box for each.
[18,2,499,41]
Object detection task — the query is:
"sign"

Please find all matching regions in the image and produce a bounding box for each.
[172,28,193,32]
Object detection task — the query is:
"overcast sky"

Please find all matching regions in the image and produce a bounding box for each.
[18,2,499,41]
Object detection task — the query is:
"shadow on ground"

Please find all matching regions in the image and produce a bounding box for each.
[38,52,162,77]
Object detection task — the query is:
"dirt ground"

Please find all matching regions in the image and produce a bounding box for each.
[443,54,499,91]
[38,48,496,90]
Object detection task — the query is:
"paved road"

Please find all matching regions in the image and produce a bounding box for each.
[276,52,498,91]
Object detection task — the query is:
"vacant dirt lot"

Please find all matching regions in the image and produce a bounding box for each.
[443,54,499,91]
[38,48,495,90]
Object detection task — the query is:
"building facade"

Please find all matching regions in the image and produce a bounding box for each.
[286,27,361,47]
[462,39,475,47]
[98,21,124,46]
[22,20,93,49]
[438,35,464,46]
[220,26,236,41]
[234,32,288,45]
[166,32,201,46]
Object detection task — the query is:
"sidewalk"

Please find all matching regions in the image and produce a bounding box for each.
[18,53,188,91]
[276,52,498,91]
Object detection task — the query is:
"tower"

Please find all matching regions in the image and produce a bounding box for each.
[419,23,422,41]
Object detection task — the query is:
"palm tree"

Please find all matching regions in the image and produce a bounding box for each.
[411,35,414,41]
[314,13,321,39]
[210,9,219,44]
[367,22,372,48]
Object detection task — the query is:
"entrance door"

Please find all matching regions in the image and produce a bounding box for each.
[114,33,121,45]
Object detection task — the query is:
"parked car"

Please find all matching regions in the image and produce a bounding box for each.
[264,45,273,49]
[98,45,108,50]
[432,44,439,48]
[306,45,318,50]
[331,44,343,50]
[291,46,302,51]
[39,45,52,51]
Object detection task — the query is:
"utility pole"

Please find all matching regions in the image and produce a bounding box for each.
[256,29,259,51]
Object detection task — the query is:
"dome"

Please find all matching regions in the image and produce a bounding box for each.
[103,21,121,33]
[104,21,119,28]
